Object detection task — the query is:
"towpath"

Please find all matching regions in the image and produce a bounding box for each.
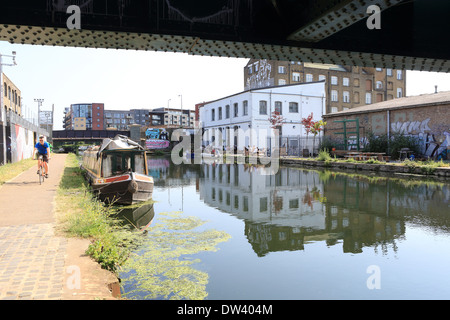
[0,154,117,300]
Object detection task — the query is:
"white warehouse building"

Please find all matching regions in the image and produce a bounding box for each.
[199,81,326,154]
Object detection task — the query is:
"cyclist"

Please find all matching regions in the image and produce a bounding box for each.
[34,135,51,178]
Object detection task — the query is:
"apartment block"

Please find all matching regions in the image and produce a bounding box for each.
[149,108,195,128]
[244,59,406,114]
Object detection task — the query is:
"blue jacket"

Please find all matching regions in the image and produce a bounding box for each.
[35,142,49,154]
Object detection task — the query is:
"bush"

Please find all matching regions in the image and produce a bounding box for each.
[319,136,338,152]
[363,132,389,153]
[317,149,332,161]
[364,132,420,160]
[389,133,420,160]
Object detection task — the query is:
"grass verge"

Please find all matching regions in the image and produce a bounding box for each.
[0,158,36,185]
[55,153,144,274]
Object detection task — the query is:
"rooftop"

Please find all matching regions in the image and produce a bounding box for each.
[324,91,450,117]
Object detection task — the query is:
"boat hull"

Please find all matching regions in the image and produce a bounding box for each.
[91,173,154,205]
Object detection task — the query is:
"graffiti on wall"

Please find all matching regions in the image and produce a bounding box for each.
[391,118,431,135]
[10,124,34,162]
[245,59,273,90]
[145,128,170,150]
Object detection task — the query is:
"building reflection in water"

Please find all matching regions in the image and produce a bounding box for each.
[197,164,450,257]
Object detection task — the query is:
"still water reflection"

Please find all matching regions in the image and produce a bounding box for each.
[121,158,450,300]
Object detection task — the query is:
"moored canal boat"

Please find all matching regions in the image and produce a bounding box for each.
[81,135,154,205]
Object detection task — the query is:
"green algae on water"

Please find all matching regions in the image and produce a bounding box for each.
[120,211,231,300]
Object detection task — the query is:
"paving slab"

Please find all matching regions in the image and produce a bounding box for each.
[0,154,117,300]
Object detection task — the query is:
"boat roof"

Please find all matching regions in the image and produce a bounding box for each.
[98,135,144,154]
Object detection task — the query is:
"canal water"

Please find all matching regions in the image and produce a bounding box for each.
[119,157,450,300]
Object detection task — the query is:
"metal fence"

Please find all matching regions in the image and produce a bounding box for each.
[267,135,323,157]
[7,111,50,137]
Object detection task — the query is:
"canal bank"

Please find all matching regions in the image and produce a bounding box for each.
[280,157,450,179]
[0,154,118,300]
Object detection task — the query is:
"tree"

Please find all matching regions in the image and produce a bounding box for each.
[269,111,285,152]
[301,113,314,154]
[268,111,285,129]
[310,120,327,155]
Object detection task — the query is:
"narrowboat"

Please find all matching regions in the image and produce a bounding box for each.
[81,135,154,205]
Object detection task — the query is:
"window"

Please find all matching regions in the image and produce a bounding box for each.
[306,74,313,82]
[343,77,349,86]
[331,76,338,85]
[397,70,403,80]
[387,81,393,90]
[292,72,301,82]
[254,63,259,72]
[248,66,252,75]
[275,101,282,114]
[278,66,286,74]
[278,79,286,85]
[397,88,403,98]
[260,197,268,212]
[376,93,383,102]
[289,199,299,209]
[218,107,222,120]
[354,78,360,87]
[354,92,360,104]
[366,79,373,91]
[259,101,267,115]
[387,68,392,76]
[211,109,215,121]
[234,103,239,117]
[243,100,248,116]
[343,91,350,103]
[331,107,338,113]
[365,92,372,104]
[319,75,326,81]
[225,105,230,118]
[376,81,383,89]
[289,102,298,113]
[376,67,383,72]
[331,90,338,102]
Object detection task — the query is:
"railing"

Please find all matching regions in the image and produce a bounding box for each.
[6,111,50,137]
[52,130,130,140]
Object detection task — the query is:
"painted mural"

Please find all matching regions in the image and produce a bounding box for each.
[10,124,35,163]
[245,59,273,90]
[145,128,170,150]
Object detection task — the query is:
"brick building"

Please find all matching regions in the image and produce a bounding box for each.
[2,73,21,116]
[244,59,406,114]
[64,103,105,130]
[323,91,450,158]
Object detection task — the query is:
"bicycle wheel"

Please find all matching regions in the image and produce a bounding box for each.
[39,166,44,185]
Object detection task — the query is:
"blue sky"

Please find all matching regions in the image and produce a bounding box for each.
[2,41,450,130]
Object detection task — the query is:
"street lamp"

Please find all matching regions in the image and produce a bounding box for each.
[178,94,183,127]
[34,99,44,138]
[0,51,17,164]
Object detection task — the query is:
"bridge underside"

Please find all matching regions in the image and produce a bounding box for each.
[1,0,449,72]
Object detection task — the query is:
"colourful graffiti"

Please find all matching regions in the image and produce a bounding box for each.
[10,124,34,162]
[145,128,169,140]
[145,128,170,150]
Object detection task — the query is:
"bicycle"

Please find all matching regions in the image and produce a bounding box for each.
[37,155,46,185]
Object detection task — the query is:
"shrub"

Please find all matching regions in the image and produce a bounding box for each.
[317,149,332,161]
[363,132,389,153]
[364,132,420,160]
[389,133,420,160]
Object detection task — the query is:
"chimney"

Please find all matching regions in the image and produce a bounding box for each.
[435,85,438,93]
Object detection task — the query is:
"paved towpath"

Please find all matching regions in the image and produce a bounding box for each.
[0,154,117,300]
